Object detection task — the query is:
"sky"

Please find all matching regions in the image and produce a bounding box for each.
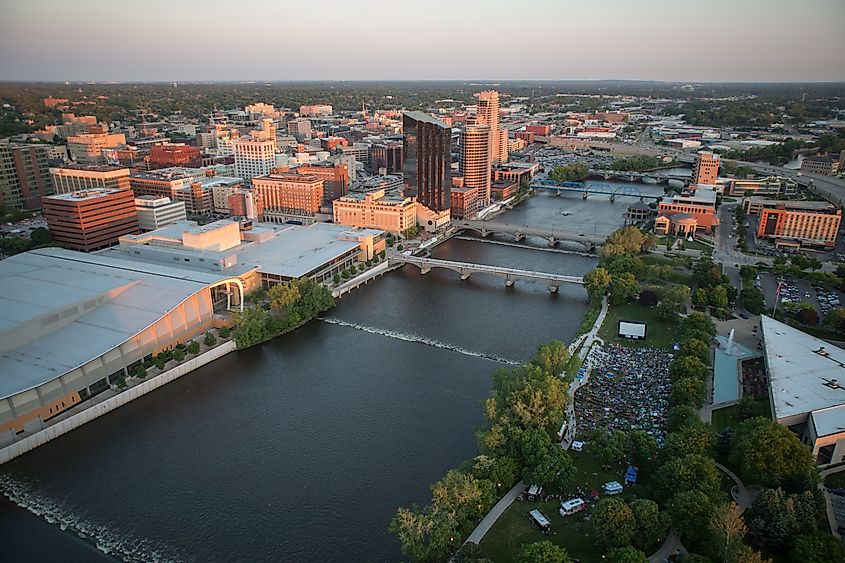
[1,0,844,83]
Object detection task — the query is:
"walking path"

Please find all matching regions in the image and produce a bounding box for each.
[819,464,845,537]
[648,531,686,563]
[714,462,755,512]
[464,481,526,544]
[463,297,609,545]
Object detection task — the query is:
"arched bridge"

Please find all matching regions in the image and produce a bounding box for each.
[453,219,604,247]
[389,255,584,292]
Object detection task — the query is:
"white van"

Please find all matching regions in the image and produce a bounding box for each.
[559,498,586,516]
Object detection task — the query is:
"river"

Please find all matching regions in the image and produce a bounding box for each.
[0,178,672,562]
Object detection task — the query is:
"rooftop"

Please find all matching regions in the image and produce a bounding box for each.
[44,188,125,202]
[404,111,449,128]
[762,315,845,422]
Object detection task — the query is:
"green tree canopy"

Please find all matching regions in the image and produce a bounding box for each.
[789,533,845,563]
[606,546,648,563]
[630,498,669,552]
[680,338,710,364]
[671,377,706,408]
[669,356,709,382]
[668,405,704,432]
[681,312,717,339]
[655,454,723,503]
[740,287,765,315]
[709,285,729,309]
[592,498,636,549]
[585,267,612,301]
[610,272,639,305]
[662,424,715,460]
[517,540,572,563]
[531,340,570,377]
[666,490,716,549]
[692,288,709,309]
[745,487,821,549]
[590,427,628,464]
[518,428,574,489]
[729,417,817,487]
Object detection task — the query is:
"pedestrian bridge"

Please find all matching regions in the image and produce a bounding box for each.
[531,179,662,201]
[453,219,604,247]
[389,255,584,292]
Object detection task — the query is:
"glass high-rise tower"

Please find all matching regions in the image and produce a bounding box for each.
[403,111,451,212]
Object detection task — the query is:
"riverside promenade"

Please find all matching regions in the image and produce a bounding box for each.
[464,296,609,545]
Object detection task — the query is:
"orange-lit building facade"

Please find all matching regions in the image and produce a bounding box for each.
[149,143,201,168]
[42,188,140,252]
[296,163,349,206]
[50,165,131,194]
[252,173,323,220]
[692,152,720,185]
[491,179,518,201]
[333,189,417,234]
[656,188,719,232]
[67,132,126,164]
[227,190,264,220]
[749,200,842,248]
[450,187,481,220]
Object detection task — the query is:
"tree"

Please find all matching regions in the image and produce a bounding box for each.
[710,502,747,563]
[628,430,658,466]
[485,361,568,434]
[29,227,51,245]
[789,533,845,563]
[453,542,492,563]
[187,340,200,355]
[692,288,709,309]
[219,326,230,339]
[746,488,821,549]
[584,267,612,300]
[231,306,271,348]
[517,540,572,563]
[668,405,702,432]
[388,505,452,561]
[471,454,519,493]
[655,455,723,503]
[531,340,570,376]
[204,331,217,347]
[269,280,301,311]
[741,288,765,315]
[662,424,714,460]
[602,225,656,256]
[333,273,341,284]
[681,312,717,339]
[729,417,816,487]
[133,364,147,379]
[548,162,589,183]
[606,546,648,563]
[592,498,636,549]
[680,338,709,364]
[639,289,659,306]
[710,285,729,309]
[630,499,669,552]
[590,427,627,464]
[605,254,646,279]
[693,258,727,289]
[671,377,706,408]
[825,307,845,333]
[656,299,680,322]
[668,284,692,306]
[670,356,709,382]
[518,428,574,488]
[796,306,819,326]
[430,470,496,525]
[610,272,638,305]
[667,490,716,548]
[735,394,758,422]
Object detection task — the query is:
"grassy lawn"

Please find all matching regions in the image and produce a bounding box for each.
[710,398,771,432]
[480,451,641,562]
[597,302,678,349]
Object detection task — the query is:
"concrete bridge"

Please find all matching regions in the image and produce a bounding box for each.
[453,219,604,247]
[389,255,584,292]
[587,169,689,184]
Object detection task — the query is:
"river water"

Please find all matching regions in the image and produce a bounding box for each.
[0,178,672,562]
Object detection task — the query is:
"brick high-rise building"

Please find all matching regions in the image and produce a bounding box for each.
[0,142,54,210]
[297,163,349,207]
[67,132,126,164]
[42,188,140,251]
[233,137,276,181]
[149,143,202,168]
[692,152,720,185]
[403,111,451,212]
[460,124,492,205]
[475,91,508,165]
[252,173,323,223]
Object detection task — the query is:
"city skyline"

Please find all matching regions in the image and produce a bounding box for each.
[2,0,844,83]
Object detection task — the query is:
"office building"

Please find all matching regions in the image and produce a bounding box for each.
[135,196,188,231]
[287,118,312,138]
[67,132,126,164]
[341,143,370,163]
[460,124,492,205]
[801,155,840,176]
[760,315,845,464]
[321,137,348,151]
[333,189,417,234]
[368,142,403,175]
[450,187,482,220]
[245,102,278,120]
[491,179,518,201]
[51,164,131,194]
[42,188,140,251]
[723,176,798,197]
[475,91,508,165]
[691,151,720,185]
[656,186,719,233]
[299,105,332,117]
[252,173,324,223]
[297,163,349,206]
[403,111,451,212]
[746,198,841,249]
[227,189,264,220]
[130,167,242,216]
[233,137,276,181]
[149,143,201,168]
[0,142,54,210]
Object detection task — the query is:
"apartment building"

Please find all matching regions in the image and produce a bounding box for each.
[67,132,126,164]
[50,164,130,194]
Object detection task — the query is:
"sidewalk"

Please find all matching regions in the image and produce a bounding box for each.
[464,481,526,545]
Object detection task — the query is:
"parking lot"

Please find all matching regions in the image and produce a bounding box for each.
[758,271,844,318]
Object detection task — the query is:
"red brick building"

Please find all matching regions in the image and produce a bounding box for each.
[149,143,201,168]
[450,186,481,220]
[42,188,139,251]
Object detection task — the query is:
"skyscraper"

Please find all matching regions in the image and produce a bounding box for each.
[475,91,508,165]
[692,151,720,185]
[403,111,451,212]
[0,141,54,210]
[460,124,492,205]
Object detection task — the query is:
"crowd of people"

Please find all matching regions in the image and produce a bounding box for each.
[574,344,673,444]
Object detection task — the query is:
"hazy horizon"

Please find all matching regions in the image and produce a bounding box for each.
[2,0,844,83]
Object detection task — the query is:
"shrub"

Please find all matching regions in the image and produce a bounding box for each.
[187,340,200,355]
[204,332,217,347]
[173,348,185,362]
[133,365,148,379]
[219,326,230,339]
